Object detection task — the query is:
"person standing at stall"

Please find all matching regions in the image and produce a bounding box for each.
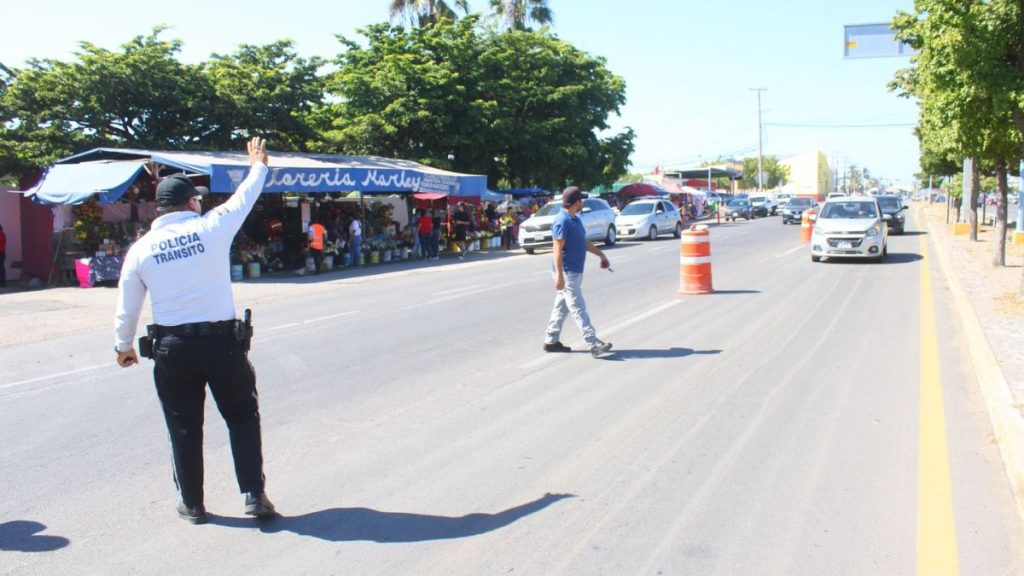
[308,218,326,274]
[113,137,277,525]
[452,202,470,259]
[418,209,435,260]
[349,215,363,267]
[430,209,442,259]
[500,207,516,250]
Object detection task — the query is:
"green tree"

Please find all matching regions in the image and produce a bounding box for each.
[479,29,633,189]
[739,156,788,189]
[318,18,491,165]
[388,0,470,27]
[203,40,325,151]
[488,0,553,31]
[0,27,223,176]
[319,19,634,190]
[891,0,1023,268]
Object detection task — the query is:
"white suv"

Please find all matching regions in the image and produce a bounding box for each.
[518,198,618,254]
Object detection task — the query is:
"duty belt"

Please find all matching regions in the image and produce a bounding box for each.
[149,321,236,337]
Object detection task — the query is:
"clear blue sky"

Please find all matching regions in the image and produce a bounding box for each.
[2,0,919,185]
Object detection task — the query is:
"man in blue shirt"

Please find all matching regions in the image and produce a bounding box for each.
[544,187,613,357]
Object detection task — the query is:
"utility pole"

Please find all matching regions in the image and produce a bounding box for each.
[751,88,766,194]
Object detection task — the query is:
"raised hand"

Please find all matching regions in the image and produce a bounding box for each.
[247,137,268,166]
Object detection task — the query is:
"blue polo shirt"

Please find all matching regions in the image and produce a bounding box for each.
[552,209,587,273]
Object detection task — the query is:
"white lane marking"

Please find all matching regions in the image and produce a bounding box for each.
[427,285,501,304]
[433,284,489,296]
[775,244,805,258]
[263,310,360,332]
[520,299,682,370]
[0,363,109,392]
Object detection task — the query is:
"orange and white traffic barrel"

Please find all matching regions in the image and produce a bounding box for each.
[800,208,815,242]
[679,225,712,294]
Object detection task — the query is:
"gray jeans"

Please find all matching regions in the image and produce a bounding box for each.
[545,270,599,346]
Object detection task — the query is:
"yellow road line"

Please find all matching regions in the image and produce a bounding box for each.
[918,235,960,575]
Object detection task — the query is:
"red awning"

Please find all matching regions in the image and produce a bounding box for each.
[413,193,447,201]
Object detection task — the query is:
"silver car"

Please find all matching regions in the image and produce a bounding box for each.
[811,196,888,262]
[518,198,618,254]
[615,198,683,240]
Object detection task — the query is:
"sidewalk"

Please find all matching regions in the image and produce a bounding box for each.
[919,202,1024,524]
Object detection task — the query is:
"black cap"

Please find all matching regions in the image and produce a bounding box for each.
[562,186,586,207]
[156,174,209,207]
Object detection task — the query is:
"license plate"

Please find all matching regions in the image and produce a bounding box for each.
[838,241,853,249]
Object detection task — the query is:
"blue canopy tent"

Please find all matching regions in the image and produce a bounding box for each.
[45,148,487,197]
[25,161,148,205]
[493,187,550,197]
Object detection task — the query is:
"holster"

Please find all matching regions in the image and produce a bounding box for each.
[233,309,254,352]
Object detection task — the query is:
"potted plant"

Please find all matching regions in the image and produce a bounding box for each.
[322,241,339,271]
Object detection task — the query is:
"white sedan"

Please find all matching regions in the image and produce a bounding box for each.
[811,197,888,262]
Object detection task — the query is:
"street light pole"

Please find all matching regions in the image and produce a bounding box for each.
[751,88,766,195]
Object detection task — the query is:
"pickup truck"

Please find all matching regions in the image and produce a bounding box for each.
[748,195,774,216]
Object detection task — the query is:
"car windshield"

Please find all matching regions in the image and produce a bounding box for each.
[535,203,563,217]
[620,202,654,215]
[727,200,749,208]
[877,197,902,210]
[819,201,879,219]
[788,197,814,207]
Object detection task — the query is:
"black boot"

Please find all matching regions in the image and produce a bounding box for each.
[244,491,278,518]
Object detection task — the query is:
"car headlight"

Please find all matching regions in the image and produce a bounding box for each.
[865,224,881,237]
[813,226,826,236]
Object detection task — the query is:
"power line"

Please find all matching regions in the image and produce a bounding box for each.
[766,122,915,129]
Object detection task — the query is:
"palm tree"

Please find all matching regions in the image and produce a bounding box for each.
[488,0,553,31]
[389,0,470,27]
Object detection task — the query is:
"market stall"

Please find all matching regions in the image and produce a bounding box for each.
[24,148,488,282]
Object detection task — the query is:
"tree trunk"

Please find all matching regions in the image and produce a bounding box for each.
[993,160,1008,266]
[969,160,980,241]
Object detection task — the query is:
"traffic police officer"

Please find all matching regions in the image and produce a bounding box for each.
[114,137,276,524]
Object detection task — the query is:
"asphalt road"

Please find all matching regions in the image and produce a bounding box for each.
[2,211,1022,575]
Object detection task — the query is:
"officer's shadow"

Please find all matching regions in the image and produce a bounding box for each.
[210,492,574,542]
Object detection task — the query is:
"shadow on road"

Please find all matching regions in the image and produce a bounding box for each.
[0,521,70,552]
[896,231,928,237]
[599,348,722,361]
[207,492,574,542]
[706,290,760,295]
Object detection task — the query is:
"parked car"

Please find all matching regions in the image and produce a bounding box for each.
[875,195,908,234]
[748,195,773,216]
[781,196,817,224]
[811,197,888,262]
[615,198,683,240]
[724,199,753,221]
[518,197,618,254]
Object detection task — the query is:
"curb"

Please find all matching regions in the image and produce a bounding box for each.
[920,205,1024,525]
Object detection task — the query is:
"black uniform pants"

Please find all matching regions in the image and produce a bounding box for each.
[152,332,264,507]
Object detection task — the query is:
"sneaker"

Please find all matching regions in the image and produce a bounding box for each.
[590,341,613,357]
[244,491,278,518]
[543,341,571,353]
[176,502,208,525]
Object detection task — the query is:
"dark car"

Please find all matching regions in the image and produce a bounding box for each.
[724,199,753,221]
[781,196,817,224]
[876,195,908,234]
